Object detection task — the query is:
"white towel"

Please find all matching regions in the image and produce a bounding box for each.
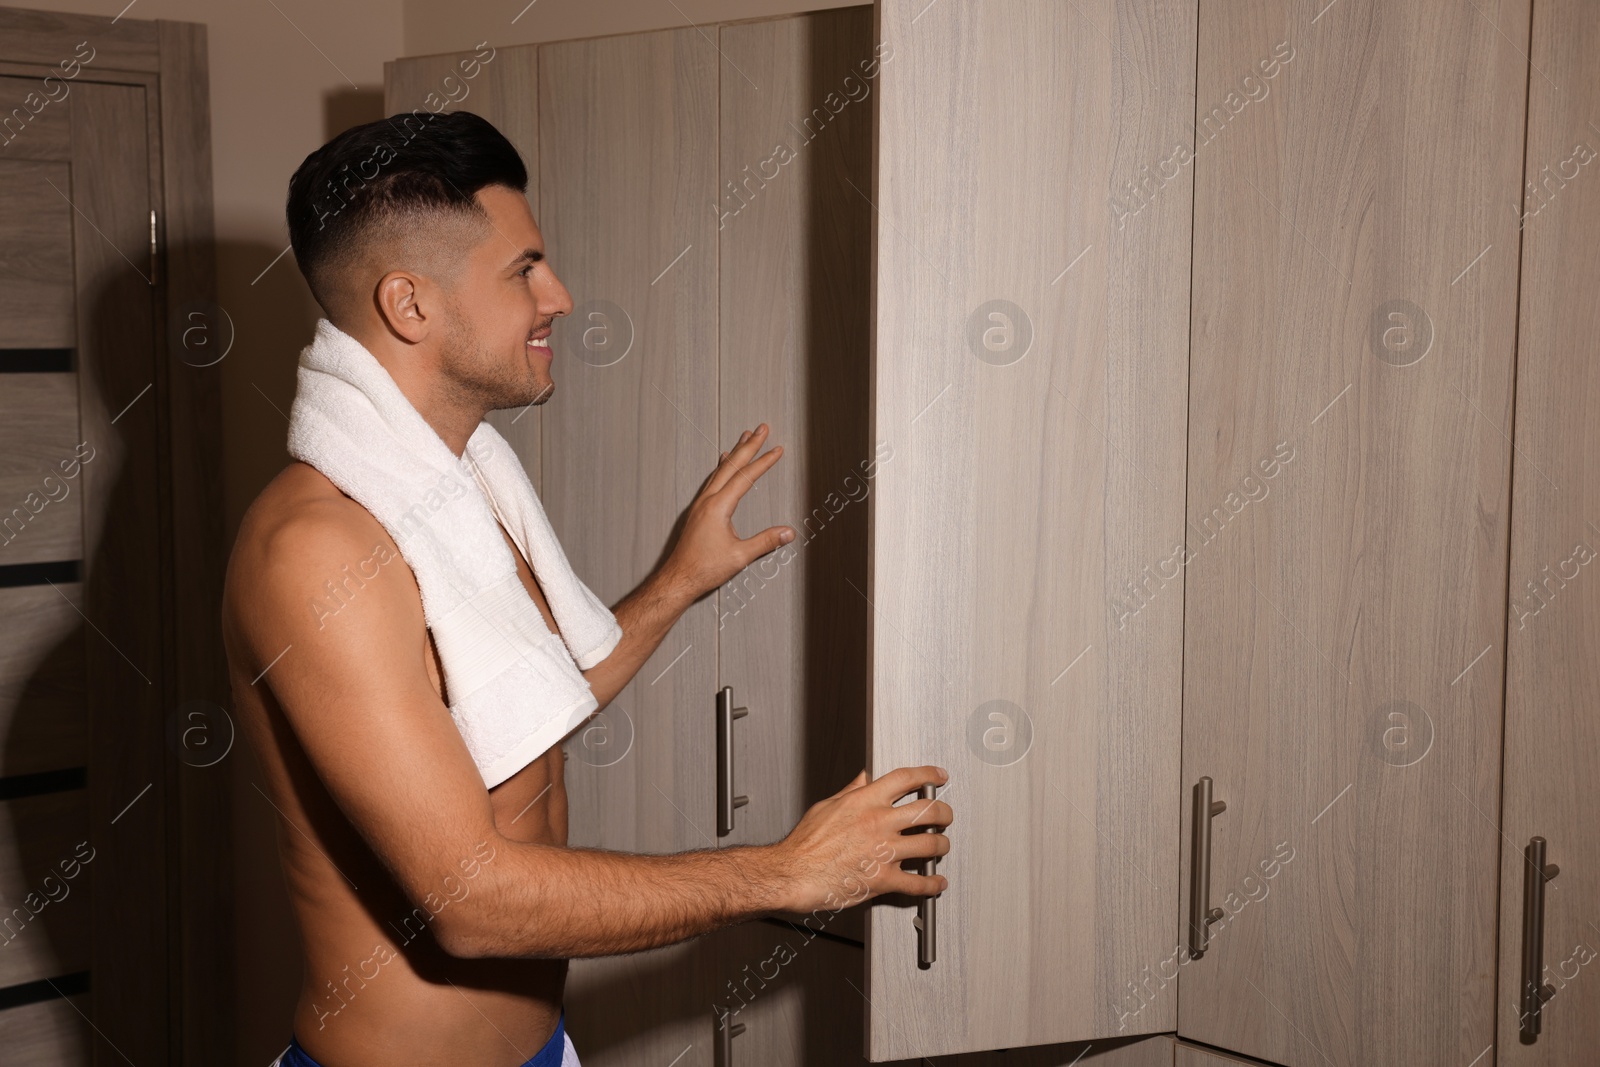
[285,318,623,788]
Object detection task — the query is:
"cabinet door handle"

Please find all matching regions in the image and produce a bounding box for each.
[717,1014,746,1065]
[1519,835,1560,1041]
[911,783,938,967]
[716,686,749,836]
[1187,775,1227,959]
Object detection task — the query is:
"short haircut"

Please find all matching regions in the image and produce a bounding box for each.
[285,110,528,318]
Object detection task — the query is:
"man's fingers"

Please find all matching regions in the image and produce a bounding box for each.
[704,425,771,496]
[883,867,947,898]
[867,764,949,805]
[891,798,953,833]
[738,524,796,566]
[718,443,783,503]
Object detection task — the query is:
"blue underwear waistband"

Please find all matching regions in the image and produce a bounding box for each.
[280,1007,565,1067]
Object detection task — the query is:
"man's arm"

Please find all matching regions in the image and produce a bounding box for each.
[580,424,793,710]
[237,495,949,961]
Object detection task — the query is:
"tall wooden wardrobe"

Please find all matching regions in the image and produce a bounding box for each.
[388,1,1599,1064]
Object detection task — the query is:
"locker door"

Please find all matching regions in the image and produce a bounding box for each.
[1178,1,1530,1064]
[868,0,1196,1057]
[1495,0,1600,1061]
[714,7,875,949]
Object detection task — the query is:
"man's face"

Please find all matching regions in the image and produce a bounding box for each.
[436,184,572,412]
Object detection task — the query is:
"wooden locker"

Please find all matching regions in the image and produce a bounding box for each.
[1495,0,1600,1061]
[1178,1,1529,1064]
[866,0,1196,1058]
[714,7,875,947]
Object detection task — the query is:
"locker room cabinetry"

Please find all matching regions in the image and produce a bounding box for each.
[389,0,1600,1063]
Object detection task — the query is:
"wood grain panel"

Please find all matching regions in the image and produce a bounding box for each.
[0,790,91,987]
[386,44,543,489]
[70,79,166,1061]
[0,160,76,349]
[1174,1041,1273,1067]
[537,29,719,856]
[1496,0,1600,1063]
[868,0,1196,1057]
[0,374,84,565]
[1178,1,1529,1065]
[0,583,86,777]
[0,994,92,1065]
[716,8,873,946]
[0,73,72,161]
[564,935,721,1067]
[0,9,159,74]
[718,925,1176,1066]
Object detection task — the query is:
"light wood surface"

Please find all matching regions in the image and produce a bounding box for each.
[1177,1,1529,1064]
[1174,1040,1273,1066]
[1496,0,1600,1063]
[537,26,720,855]
[715,7,874,946]
[383,43,544,487]
[867,0,1196,1057]
[0,374,84,565]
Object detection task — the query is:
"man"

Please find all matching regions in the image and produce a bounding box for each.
[222,110,951,1067]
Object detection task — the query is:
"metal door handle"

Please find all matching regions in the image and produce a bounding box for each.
[716,686,748,836]
[912,783,937,967]
[717,1013,746,1065]
[1519,835,1559,1042]
[1187,775,1227,959]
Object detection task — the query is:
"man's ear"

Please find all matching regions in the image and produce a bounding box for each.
[373,270,432,343]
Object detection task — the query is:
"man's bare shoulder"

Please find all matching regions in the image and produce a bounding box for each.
[223,461,419,672]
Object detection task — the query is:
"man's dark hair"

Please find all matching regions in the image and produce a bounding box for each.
[286,110,527,318]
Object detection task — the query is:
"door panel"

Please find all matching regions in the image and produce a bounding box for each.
[0,375,83,565]
[0,157,75,348]
[868,0,1196,1057]
[537,28,720,851]
[716,8,874,945]
[1178,1,1529,1064]
[1496,0,1600,1062]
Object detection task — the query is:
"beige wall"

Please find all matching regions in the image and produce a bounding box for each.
[9,0,860,1062]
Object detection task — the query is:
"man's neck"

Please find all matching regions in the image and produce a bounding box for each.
[347,322,483,458]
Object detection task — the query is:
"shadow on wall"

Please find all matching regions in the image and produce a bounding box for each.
[225,86,386,1067]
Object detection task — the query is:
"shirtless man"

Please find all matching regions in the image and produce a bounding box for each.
[222,110,952,1066]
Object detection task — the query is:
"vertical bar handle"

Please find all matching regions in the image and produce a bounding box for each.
[1519,835,1559,1042]
[149,208,159,287]
[717,1013,746,1065]
[1187,775,1227,959]
[911,782,937,967]
[716,686,748,836]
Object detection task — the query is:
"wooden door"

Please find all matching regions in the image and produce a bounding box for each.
[1177,1,1530,1065]
[0,71,157,1065]
[1495,0,1600,1061]
[867,0,1196,1058]
[714,8,874,945]
[0,9,223,1061]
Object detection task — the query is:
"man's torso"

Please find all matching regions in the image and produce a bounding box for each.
[226,460,574,1065]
